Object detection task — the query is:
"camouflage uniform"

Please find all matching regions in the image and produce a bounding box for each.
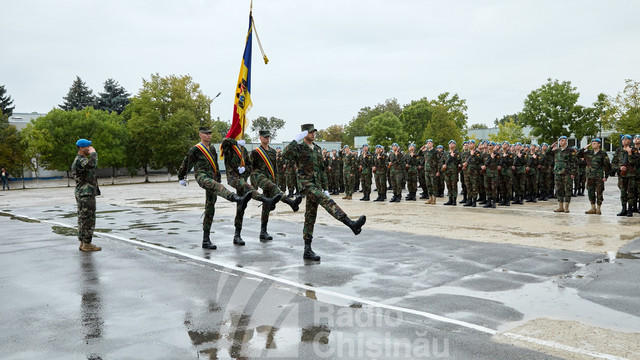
[537,149,551,200]
[442,149,461,203]
[250,144,285,224]
[577,147,611,207]
[616,145,639,213]
[276,150,287,191]
[499,149,514,205]
[482,149,501,207]
[373,150,388,201]
[359,150,373,200]
[178,142,237,234]
[388,150,405,201]
[417,151,428,198]
[403,150,420,200]
[547,145,577,206]
[575,154,587,196]
[421,148,442,198]
[526,151,540,201]
[463,148,483,206]
[512,150,528,204]
[285,158,298,196]
[72,151,100,244]
[341,149,356,198]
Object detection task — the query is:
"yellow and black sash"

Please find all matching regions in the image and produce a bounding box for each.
[195,143,218,174]
[255,146,275,180]
[231,145,245,167]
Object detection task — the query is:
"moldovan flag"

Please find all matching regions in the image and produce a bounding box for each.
[226,14,253,140]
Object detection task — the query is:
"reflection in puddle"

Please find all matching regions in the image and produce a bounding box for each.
[0,212,40,223]
[52,225,76,236]
[301,324,331,344]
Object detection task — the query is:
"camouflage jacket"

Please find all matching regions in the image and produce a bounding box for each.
[360,151,373,174]
[464,150,483,171]
[499,150,514,176]
[283,139,329,190]
[526,152,540,174]
[577,149,611,179]
[421,148,443,173]
[403,152,420,173]
[483,150,502,175]
[72,152,100,197]
[616,147,640,177]
[178,142,221,183]
[250,145,277,182]
[388,151,405,172]
[547,146,577,176]
[443,150,461,174]
[373,152,388,173]
[340,150,356,171]
[512,150,529,174]
[221,138,252,180]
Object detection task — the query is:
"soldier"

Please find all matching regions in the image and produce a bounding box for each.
[458,141,469,204]
[72,139,101,252]
[436,145,446,197]
[548,136,577,213]
[359,144,373,201]
[476,141,487,204]
[178,127,253,250]
[275,147,287,191]
[340,145,355,200]
[421,139,442,205]
[577,138,611,215]
[352,149,361,194]
[283,124,366,261]
[372,145,388,202]
[417,147,428,199]
[575,146,587,196]
[1,167,9,190]
[498,141,514,206]
[462,139,482,207]
[442,140,461,205]
[388,143,404,202]
[525,144,540,203]
[635,134,640,213]
[221,137,282,245]
[538,143,551,201]
[615,134,639,217]
[403,143,420,201]
[250,130,303,240]
[512,142,528,205]
[285,155,298,197]
[330,149,341,195]
[481,141,501,208]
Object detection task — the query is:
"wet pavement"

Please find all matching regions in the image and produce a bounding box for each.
[1,184,640,359]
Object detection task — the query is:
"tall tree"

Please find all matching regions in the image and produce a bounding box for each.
[400,98,431,144]
[520,78,582,141]
[613,79,640,136]
[469,123,489,129]
[365,111,407,148]
[96,78,131,114]
[488,117,529,144]
[0,85,15,119]
[423,105,462,148]
[249,116,285,140]
[210,118,230,143]
[591,93,616,138]
[60,76,96,110]
[494,113,522,127]
[316,124,345,143]
[0,122,29,179]
[429,92,468,130]
[124,74,212,181]
[345,98,402,146]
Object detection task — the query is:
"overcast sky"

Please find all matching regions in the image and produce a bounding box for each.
[3,0,639,141]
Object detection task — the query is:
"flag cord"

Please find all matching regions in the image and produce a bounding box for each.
[252,17,269,64]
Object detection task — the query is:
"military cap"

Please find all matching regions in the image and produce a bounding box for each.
[462,141,468,145]
[426,139,433,143]
[448,140,457,145]
[591,138,601,143]
[300,123,317,132]
[276,146,281,149]
[622,134,632,140]
[502,140,510,145]
[343,144,350,149]
[199,127,212,134]
[408,143,415,148]
[635,134,640,138]
[541,142,549,146]
[76,138,92,147]
[515,142,522,146]
[362,144,369,148]
[531,143,538,147]
[375,144,383,149]
[436,145,443,149]
[468,139,476,144]
[259,130,271,137]
[392,142,399,147]
[558,135,568,140]
[524,144,530,148]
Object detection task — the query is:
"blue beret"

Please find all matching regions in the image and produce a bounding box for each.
[392,142,399,147]
[436,145,443,149]
[515,142,522,146]
[635,134,640,138]
[76,139,92,147]
[463,141,468,145]
[622,134,632,140]
[469,139,476,144]
[524,144,530,148]
[502,141,510,145]
[375,144,382,149]
[408,143,416,147]
[426,139,433,143]
[276,146,281,149]
[558,136,568,140]
[362,144,368,148]
[448,140,456,145]
[591,138,601,143]
[541,143,549,146]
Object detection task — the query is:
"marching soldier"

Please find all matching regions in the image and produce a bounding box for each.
[275,147,287,191]
[442,140,461,205]
[577,138,611,215]
[359,144,373,201]
[373,145,388,202]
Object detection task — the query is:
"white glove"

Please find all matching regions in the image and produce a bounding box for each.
[238,166,245,174]
[294,130,308,142]
[237,140,246,146]
[179,179,187,186]
[323,190,330,197]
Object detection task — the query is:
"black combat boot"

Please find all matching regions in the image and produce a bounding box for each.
[498,197,507,206]
[373,193,382,202]
[261,193,283,211]
[232,190,254,213]
[478,194,486,205]
[342,215,367,235]
[394,194,402,202]
[233,227,245,246]
[459,194,467,204]
[363,194,370,201]
[526,195,534,202]
[303,239,321,261]
[282,195,303,212]
[443,196,453,205]
[202,231,217,249]
[491,199,496,208]
[627,203,634,217]
[471,198,477,207]
[389,195,397,203]
[531,196,537,203]
[463,197,473,207]
[617,203,627,216]
[503,196,510,206]
[450,196,457,206]
[420,191,428,199]
[287,190,294,198]
[259,221,273,241]
[408,192,416,201]
[483,198,492,208]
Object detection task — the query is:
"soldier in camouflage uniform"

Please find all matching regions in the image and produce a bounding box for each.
[421,139,442,205]
[340,145,355,200]
[512,142,528,205]
[275,147,286,191]
[417,149,428,199]
[577,138,611,215]
[525,144,540,203]
[373,145,388,202]
[221,137,282,245]
[459,141,469,204]
[178,128,253,250]
[463,139,482,207]
[285,157,298,197]
[352,149,361,194]
[283,124,366,261]
[575,147,587,196]
[538,143,551,201]
[442,140,461,206]
[250,130,303,240]
[547,136,577,213]
[403,143,420,201]
[330,149,341,195]
[481,141,501,208]
[615,134,639,217]
[388,143,404,202]
[476,142,487,204]
[359,144,373,201]
[72,139,101,252]
[498,141,514,206]
[436,145,446,197]
[635,134,640,213]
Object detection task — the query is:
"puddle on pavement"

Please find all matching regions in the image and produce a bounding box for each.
[132,238,177,250]
[301,325,331,344]
[137,200,176,205]
[52,225,76,236]
[616,252,640,260]
[0,212,41,223]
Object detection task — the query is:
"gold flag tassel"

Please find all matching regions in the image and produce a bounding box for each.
[252,16,269,64]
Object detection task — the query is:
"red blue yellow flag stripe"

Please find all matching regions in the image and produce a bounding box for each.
[255,146,275,180]
[195,143,218,174]
[226,14,253,140]
[231,144,245,167]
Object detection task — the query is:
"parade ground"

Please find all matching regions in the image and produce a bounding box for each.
[1,175,640,359]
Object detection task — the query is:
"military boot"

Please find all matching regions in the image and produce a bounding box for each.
[596,204,602,215]
[394,195,401,202]
[342,215,367,235]
[79,242,102,252]
[303,239,321,261]
[409,192,416,201]
[373,194,382,202]
[282,194,303,212]
[232,190,254,213]
[617,203,627,216]
[498,197,507,206]
[363,194,370,201]
[261,193,283,211]
[564,202,571,213]
[443,196,453,205]
[287,190,294,198]
[431,195,437,205]
[202,232,217,249]
[420,192,428,199]
[483,198,492,208]
[478,194,486,205]
[459,194,467,204]
[259,222,273,241]
[450,196,457,206]
[463,197,473,207]
[585,203,596,214]
[554,202,565,212]
[389,195,397,203]
[491,199,496,208]
[233,227,245,246]
[627,203,634,217]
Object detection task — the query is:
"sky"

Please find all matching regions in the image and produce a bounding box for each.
[2,0,640,141]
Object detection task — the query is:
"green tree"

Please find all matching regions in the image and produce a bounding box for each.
[316,124,345,143]
[345,98,402,146]
[97,78,131,114]
[249,115,285,140]
[494,113,522,127]
[400,98,431,144]
[0,122,29,181]
[210,117,230,143]
[365,111,408,148]
[520,78,582,141]
[124,74,212,181]
[469,123,489,130]
[423,105,462,148]
[488,117,529,144]
[591,93,616,138]
[429,92,468,130]
[60,76,96,111]
[613,79,640,135]
[0,85,15,119]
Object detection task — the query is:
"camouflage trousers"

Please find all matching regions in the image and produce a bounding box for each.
[587,177,606,205]
[500,172,513,201]
[514,172,526,197]
[390,169,403,197]
[438,173,445,195]
[286,170,297,193]
[527,171,539,197]
[361,171,372,196]
[332,172,341,191]
[406,171,418,193]
[555,173,573,203]
[343,169,354,196]
[277,172,286,192]
[424,171,438,197]
[459,171,466,196]
[353,171,361,192]
[203,190,217,233]
[483,172,499,200]
[196,173,237,233]
[539,171,552,195]
[418,167,427,194]
[374,170,387,196]
[464,170,479,199]
[252,173,284,223]
[478,173,485,198]
[443,171,458,197]
[227,173,264,229]
[76,194,96,243]
[618,175,637,205]
[302,185,347,241]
